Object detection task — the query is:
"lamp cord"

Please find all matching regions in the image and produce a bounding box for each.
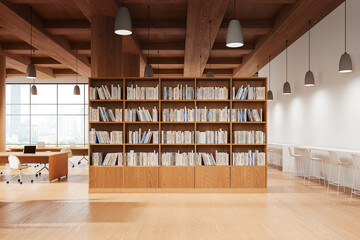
[286,40,288,83]
[158,50,160,77]
[268,55,271,89]
[30,6,33,62]
[147,6,150,57]
[345,0,347,52]
[200,55,202,77]
[76,49,78,84]
[234,0,236,19]
[209,20,212,71]
[308,20,311,71]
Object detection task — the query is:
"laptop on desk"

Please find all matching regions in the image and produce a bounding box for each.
[23,146,36,154]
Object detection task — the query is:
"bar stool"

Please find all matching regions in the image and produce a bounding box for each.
[268,149,275,168]
[350,154,360,204]
[288,146,305,182]
[304,148,325,187]
[327,151,352,196]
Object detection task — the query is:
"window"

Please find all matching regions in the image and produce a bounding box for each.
[5,84,88,148]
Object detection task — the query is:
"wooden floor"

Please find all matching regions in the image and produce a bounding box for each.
[1,161,360,240]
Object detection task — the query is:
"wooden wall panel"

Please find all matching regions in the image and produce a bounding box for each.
[195,166,230,188]
[48,153,68,182]
[231,166,266,188]
[159,166,195,188]
[124,167,159,188]
[89,166,124,188]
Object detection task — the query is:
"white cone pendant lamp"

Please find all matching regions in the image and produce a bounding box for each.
[73,50,80,95]
[206,20,214,78]
[115,0,132,35]
[305,20,315,86]
[283,40,291,95]
[339,0,352,73]
[226,0,244,48]
[144,6,153,77]
[267,56,274,101]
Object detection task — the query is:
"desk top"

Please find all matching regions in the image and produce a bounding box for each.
[0,152,66,157]
[9,147,88,151]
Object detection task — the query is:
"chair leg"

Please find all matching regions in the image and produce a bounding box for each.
[350,168,355,204]
[337,164,341,196]
[78,155,88,165]
[69,160,75,168]
[327,164,332,193]
[307,160,313,186]
[36,164,49,177]
[321,160,326,187]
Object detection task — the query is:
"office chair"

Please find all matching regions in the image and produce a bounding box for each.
[37,142,45,148]
[61,148,75,168]
[69,142,88,165]
[6,155,34,184]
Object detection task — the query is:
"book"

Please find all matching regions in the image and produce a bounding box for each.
[196,129,228,144]
[233,151,266,166]
[163,84,194,100]
[125,150,158,166]
[196,87,229,100]
[126,84,159,100]
[90,85,122,100]
[161,151,195,166]
[233,131,265,144]
[197,152,229,166]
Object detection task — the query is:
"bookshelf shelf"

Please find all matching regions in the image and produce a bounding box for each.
[89,77,267,191]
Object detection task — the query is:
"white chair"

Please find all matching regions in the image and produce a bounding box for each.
[288,146,305,181]
[304,148,325,187]
[37,142,45,148]
[6,155,33,184]
[61,148,74,168]
[350,154,360,204]
[327,151,352,196]
[268,149,276,168]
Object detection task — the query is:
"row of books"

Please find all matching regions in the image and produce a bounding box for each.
[161,151,195,166]
[124,107,158,122]
[91,152,123,166]
[90,107,122,122]
[197,152,229,166]
[90,85,122,100]
[128,129,159,144]
[231,109,263,122]
[233,150,266,166]
[125,150,158,166]
[233,86,265,100]
[161,131,195,144]
[126,84,159,100]
[163,85,194,100]
[196,129,228,144]
[233,131,266,144]
[162,108,195,122]
[196,87,229,100]
[90,129,123,144]
[196,107,230,122]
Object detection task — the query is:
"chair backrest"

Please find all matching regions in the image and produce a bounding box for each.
[61,148,72,158]
[303,148,312,161]
[8,155,21,170]
[69,142,76,148]
[287,146,295,157]
[37,142,45,148]
[351,154,360,169]
[328,151,340,164]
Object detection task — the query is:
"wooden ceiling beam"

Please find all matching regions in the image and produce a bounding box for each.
[43,19,90,35]
[184,0,230,77]
[31,57,60,64]
[6,69,24,76]
[53,68,76,76]
[233,0,344,77]
[245,0,296,3]
[0,0,91,77]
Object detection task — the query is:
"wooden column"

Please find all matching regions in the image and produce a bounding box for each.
[0,55,6,152]
[91,16,140,77]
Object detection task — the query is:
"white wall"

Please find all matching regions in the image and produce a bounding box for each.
[260,0,360,151]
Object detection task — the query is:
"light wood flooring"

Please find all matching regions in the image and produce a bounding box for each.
[1,161,360,240]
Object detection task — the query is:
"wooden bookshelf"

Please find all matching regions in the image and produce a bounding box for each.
[88,77,267,191]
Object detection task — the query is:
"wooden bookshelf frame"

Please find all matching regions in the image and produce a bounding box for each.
[88,77,267,192]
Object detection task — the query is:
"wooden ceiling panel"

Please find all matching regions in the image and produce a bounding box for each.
[224,1,285,20]
[31,1,85,19]
[127,4,187,20]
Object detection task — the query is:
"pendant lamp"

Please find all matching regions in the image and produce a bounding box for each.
[73,49,80,95]
[115,0,132,35]
[283,40,291,95]
[27,6,36,80]
[267,55,274,101]
[226,0,244,48]
[144,6,154,77]
[206,20,214,78]
[339,0,352,73]
[305,20,315,86]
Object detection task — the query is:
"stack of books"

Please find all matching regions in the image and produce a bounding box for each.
[128,129,159,144]
[233,131,266,144]
[126,84,159,100]
[91,152,123,166]
[233,150,266,166]
[161,130,194,144]
[233,85,266,100]
[90,85,122,100]
[196,107,230,122]
[163,85,194,100]
[196,129,228,144]
[196,87,229,100]
[196,151,229,166]
[90,106,122,122]
[162,108,195,122]
[125,150,158,166]
[125,107,158,122]
[90,129,123,144]
[161,151,195,166]
[231,108,263,122]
